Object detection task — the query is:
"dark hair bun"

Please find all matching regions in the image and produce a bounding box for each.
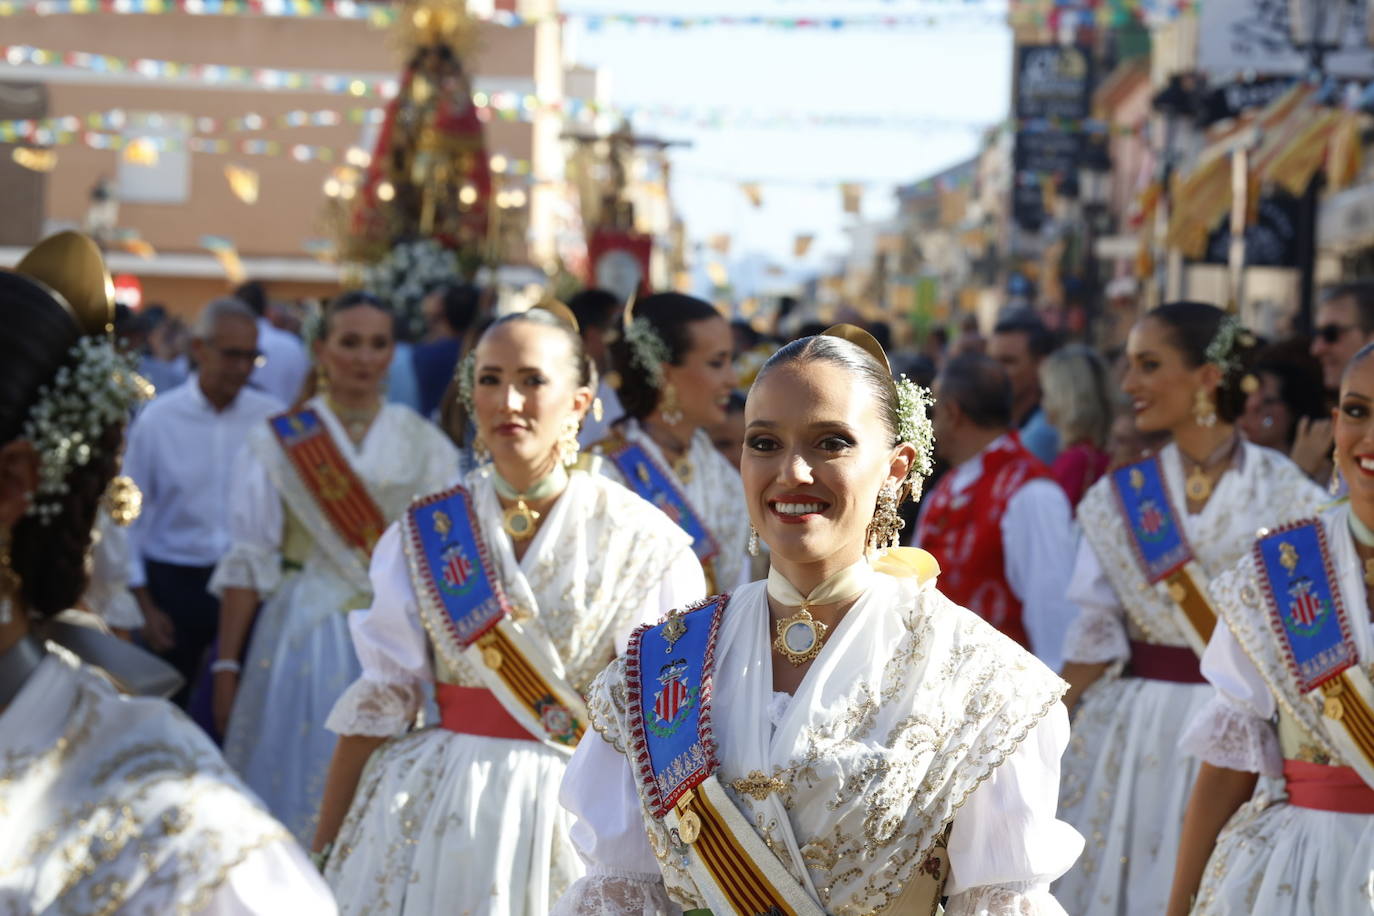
[1147,301,1259,424]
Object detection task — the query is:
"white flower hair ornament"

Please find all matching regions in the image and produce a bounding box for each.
[1203,314,1254,379]
[7,231,153,524]
[456,349,477,417]
[895,375,936,501]
[623,316,671,390]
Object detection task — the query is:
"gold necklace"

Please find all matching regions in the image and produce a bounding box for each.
[327,396,380,445]
[1180,433,1240,504]
[767,561,873,666]
[489,464,568,541]
[644,421,692,483]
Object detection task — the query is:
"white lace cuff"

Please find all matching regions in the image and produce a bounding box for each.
[208,543,283,597]
[945,882,1068,916]
[1060,609,1129,664]
[1178,695,1282,777]
[551,872,681,916]
[324,677,425,737]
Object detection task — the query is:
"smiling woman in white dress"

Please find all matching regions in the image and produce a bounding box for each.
[1166,344,1374,915]
[310,305,706,916]
[211,291,458,843]
[0,231,335,914]
[585,292,751,593]
[1054,302,1326,915]
[555,326,1083,916]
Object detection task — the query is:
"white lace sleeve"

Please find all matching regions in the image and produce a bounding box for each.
[1060,539,1130,665]
[208,445,284,597]
[1178,612,1282,777]
[325,523,433,737]
[1178,695,1282,776]
[945,882,1070,916]
[550,872,682,916]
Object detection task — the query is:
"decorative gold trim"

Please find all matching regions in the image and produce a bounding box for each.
[730,769,787,801]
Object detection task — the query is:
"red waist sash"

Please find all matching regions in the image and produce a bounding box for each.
[1283,759,1374,813]
[1127,639,1206,684]
[435,682,534,742]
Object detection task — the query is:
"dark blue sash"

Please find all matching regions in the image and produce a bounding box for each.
[1110,456,1193,583]
[605,439,720,569]
[405,484,512,647]
[1254,520,1359,693]
[627,595,728,819]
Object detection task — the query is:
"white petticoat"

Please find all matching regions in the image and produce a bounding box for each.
[1193,791,1374,914]
[325,727,581,916]
[1053,675,1210,915]
[224,572,361,845]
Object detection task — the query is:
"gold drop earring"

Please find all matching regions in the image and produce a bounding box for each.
[659,383,684,426]
[1192,389,1217,428]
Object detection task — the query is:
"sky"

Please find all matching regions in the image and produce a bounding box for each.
[561,0,1015,277]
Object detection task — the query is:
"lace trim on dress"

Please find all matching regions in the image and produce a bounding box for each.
[1060,602,1129,664]
[1178,694,1282,777]
[945,881,1069,916]
[207,542,283,597]
[324,677,424,737]
[551,873,682,916]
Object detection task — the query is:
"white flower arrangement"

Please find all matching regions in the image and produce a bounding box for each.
[895,375,936,500]
[457,349,477,416]
[1204,314,1253,378]
[624,317,671,390]
[22,337,152,523]
[361,238,461,337]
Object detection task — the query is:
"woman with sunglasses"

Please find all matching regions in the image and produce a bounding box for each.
[585,293,751,593]
[556,327,1082,916]
[212,291,458,843]
[311,305,705,914]
[1054,303,1327,915]
[1166,341,1374,915]
[0,232,336,913]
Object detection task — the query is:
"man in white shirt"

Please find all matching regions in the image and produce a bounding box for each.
[914,354,1078,671]
[236,281,310,405]
[124,298,283,707]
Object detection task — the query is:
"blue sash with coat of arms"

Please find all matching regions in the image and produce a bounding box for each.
[604,438,721,591]
[628,595,728,818]
[405,484,510,647]
[402,483,588,748]
[1110,456,1193,583]
[1253,520,1359,694]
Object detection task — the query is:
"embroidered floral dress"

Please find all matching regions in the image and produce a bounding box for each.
[210,397,457,843]
[1054,442,1325,915]
[555,561,1084,915]
[1178,501,1374,915]
[0,647,337,914]
[321,468,705,916]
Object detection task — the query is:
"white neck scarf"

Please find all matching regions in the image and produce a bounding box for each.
[766,559,873,609]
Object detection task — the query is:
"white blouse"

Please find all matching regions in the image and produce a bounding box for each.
[557,574,1082,915]
[326,470,707,737]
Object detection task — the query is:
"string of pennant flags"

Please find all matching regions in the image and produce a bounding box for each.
[0,0,1015,28]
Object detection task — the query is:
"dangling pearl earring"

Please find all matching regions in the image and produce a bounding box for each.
[747,526,760,557]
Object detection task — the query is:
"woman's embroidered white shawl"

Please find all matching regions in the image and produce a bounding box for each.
[586,573,1066,914]
[593,419,751,591]
[0,650,288,913]
[1071,442,1326,655]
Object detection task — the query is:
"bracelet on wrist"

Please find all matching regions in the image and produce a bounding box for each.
[210,659,241,675]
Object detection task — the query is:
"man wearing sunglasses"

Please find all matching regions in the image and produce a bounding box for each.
[1311,281,1374,391]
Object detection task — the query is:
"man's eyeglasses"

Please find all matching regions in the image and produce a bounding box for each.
[212,345,266,368]
[1315,323,1358,344]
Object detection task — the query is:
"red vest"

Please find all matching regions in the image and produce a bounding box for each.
[915,433,1051,649]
